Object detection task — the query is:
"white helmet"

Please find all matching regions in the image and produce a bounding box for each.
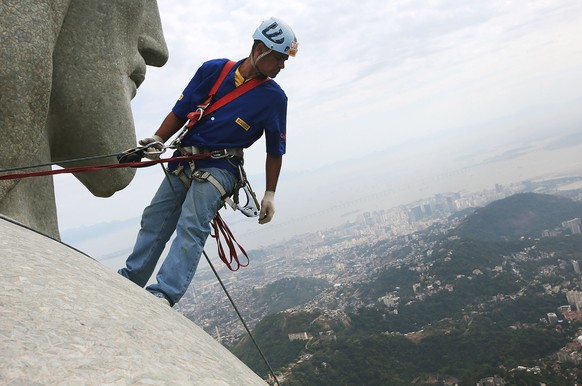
[253,17,298,57]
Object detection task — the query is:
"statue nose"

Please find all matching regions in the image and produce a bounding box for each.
[138,1,169,67]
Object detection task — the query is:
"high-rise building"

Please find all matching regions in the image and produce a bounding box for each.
[410,206,423,222]
[566,290,582,311]
[362,212,375,227]
[547,312,559,324]
[422,203,432,217]
[562,218,582,235]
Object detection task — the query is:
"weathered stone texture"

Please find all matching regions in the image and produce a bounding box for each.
[0,216,266,385]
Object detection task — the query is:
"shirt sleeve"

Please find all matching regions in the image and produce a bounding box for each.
[264,91,288,156]
[171,67,206,121]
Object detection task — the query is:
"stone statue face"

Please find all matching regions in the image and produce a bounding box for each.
[48,0,169,196]
[0,0,168,237]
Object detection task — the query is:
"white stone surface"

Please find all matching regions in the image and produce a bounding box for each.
[0,216,266,385]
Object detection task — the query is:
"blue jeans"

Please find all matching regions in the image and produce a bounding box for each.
[118,166,237,306]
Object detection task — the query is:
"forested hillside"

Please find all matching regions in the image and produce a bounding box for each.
[231,193,582,385]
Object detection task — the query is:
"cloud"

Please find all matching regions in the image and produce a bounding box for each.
[55,0,582,251]
[138,1,581,156]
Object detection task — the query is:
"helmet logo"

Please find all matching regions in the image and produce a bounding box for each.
[288,40,298,57]
[261,22,285,44]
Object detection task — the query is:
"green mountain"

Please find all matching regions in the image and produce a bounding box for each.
[231,193,582,385]
[252,277,331,315]
[230,310,335,376]
[453,193,582,241]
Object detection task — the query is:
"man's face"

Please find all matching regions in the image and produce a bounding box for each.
[48,0,169,196]
[258,50,289,78]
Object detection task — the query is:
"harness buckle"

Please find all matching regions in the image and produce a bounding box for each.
[191,170,212,182]
[185,106,207,128]
[195,106,206,119]
[210,149,232,159]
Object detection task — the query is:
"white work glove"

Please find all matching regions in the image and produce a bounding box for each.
[139,134,164,160]
[259,191,275,224]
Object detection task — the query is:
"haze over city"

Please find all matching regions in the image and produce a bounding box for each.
[53,0,582,265]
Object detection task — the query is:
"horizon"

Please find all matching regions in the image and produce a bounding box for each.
[61,135,582,270]
[53,0,582,267]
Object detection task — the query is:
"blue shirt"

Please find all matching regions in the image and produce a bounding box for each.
[171,58,288,173]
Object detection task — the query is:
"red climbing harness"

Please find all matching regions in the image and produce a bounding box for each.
[183,60,270,130]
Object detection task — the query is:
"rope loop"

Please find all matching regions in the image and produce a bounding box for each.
[210,212,250,271]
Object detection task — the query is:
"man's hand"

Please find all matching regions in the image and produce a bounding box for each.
[259,191,275,224]
[138,134,164,160]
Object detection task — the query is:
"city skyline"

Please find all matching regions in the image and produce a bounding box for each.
[64,166,582,274]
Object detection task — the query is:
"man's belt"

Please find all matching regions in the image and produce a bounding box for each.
[179,146,244,159]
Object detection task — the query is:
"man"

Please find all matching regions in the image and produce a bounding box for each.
[0,0,168,239]
[118,17,298,307]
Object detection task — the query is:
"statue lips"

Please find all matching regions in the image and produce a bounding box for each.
[130,72,146,98]
[130,61,147,98]
[130,59,147,96]
[130,72,146,88]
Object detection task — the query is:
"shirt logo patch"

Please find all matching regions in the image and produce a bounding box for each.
[235,117,250,131]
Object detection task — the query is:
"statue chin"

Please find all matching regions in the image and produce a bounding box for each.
[47,79,139,197]
[77,171,136,197]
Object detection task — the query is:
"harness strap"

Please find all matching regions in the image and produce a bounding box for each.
[168,167,249,272]
[173,167,250,271]
[210,212,250,271]
[185,61,235,127]
[180,146,244,159]
[191,170,227,197]
[189,169,237,210]
[203,75,270,117]
[210,60,236,97]
[185,61,270,128]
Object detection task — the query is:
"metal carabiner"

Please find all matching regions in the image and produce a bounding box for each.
[236,184,261,217]
[234,164,257,215]
[117,141,166,164]
[142,141,166,156]
[185,106,206,128]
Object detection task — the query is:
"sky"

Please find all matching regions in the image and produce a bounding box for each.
[54,0,582,260]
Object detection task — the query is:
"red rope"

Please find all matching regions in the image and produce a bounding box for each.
[1,152,252,271]
[210,212,250,271]
[0,154,211,181]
